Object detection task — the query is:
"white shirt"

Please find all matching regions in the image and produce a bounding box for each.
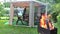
[17,7,24,16]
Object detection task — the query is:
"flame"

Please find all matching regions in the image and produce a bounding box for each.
[40,14,54,30]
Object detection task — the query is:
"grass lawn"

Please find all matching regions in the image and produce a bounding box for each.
[0,20,60,34]
[0,20,38,34]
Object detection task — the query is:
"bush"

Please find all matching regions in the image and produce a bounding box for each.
[52,12,58,23]
[57,14,60,26]
[57,15,60,22]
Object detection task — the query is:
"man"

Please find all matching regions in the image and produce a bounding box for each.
[16,7,24,25]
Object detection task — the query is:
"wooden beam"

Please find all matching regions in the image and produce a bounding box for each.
[9,4,14,25]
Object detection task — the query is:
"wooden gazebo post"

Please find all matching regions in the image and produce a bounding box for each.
[29,1,35,27]
[9,4,14,25]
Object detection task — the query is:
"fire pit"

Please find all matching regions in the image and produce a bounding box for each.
[38,25,57,34]
[38,13,57,34]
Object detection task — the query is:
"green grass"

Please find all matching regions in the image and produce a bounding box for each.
[54,23,60,34]
[0,20,60,34]
[0,20,38,34]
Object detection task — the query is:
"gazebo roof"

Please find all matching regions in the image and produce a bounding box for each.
[11,0,46,7]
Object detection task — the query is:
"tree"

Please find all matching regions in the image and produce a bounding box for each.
[4,2,10,8]
[54,0,60,3]
[0,2,7,16]
[51,3,60,23]
[37,0,59,23]
[38,0,55,3]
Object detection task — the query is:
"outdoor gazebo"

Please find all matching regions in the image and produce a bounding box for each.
[9,0,45,27]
